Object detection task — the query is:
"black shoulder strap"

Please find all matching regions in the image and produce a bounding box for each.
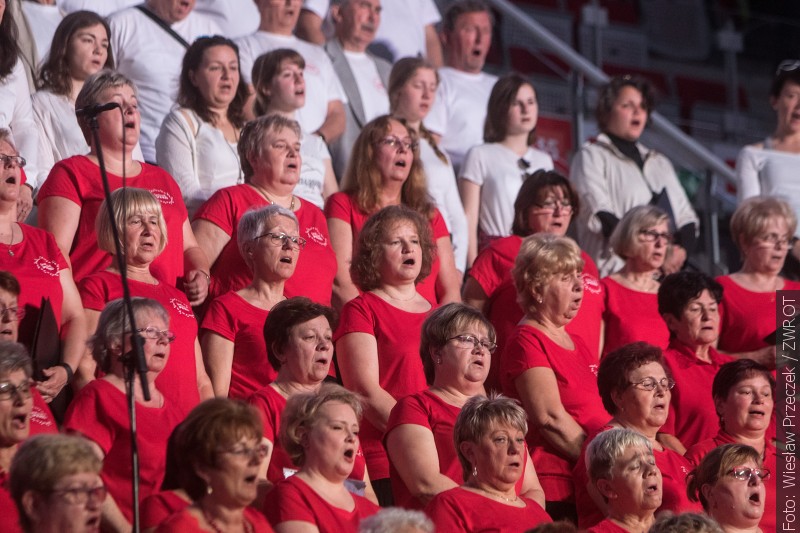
[135,4,190,49]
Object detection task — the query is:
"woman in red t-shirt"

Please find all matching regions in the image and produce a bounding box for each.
[325,115,460,309]
[201,204,300,399]
[335,205,435,505]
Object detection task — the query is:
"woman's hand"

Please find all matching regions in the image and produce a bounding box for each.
[661,244,687,275]
[17,185,33,221]
[36,364,69,402]
[184,269,209,306]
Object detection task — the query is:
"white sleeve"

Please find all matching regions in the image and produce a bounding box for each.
[569,144,612,235]
[155,109,201,209]
[458,146,487,186]
[56,0,137,15]
[735,145,762,202]
[319,53,348,105]
[32,96,57,185]
[420,0,442,26]
[302,0,330,17]
[193,0,260,38]
[442,175,468,272]
[6,61,40,188]
[653,154,699,231]
[425,80,448,137]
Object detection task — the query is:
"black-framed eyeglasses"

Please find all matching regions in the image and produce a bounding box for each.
[628,377,676,391]
[447,334,497,354]
[638,229,673,243]
[377,136,417,152]
[0,379,33,401]
[221,443,270,461]
[534,199,573,212]
[255,232,307,249]
[50,485,108,505]
[0,153,26,169]
[777,60,800,75]
[727,467,771,482]
[136,327,176,343]
[0,306,24,321]
[756,233,792,248]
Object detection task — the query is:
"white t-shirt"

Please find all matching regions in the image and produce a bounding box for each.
[342,50,389,121]
[21,2,62,65]
[236,32,347,134]
[110,8,221,162]
[0,59,40,188]
[420,136,468,272]
[460,143,554,238]
[425,67,498,172]
[56,0,138,16]
[294,131,332,210]
[194,0,260,39]
[370,0,441,63]
[155,108,243,216]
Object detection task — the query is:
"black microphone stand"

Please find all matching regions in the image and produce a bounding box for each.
[87,110,150,532]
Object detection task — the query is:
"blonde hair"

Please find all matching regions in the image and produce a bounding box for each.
[512,233,583,315]
[96,188,168,256]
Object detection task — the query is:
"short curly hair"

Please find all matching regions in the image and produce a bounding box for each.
[264,297,337,372]
[350,205,436,292]
[729,196,797,254]
[597,342,668,415]
[512,169,579,237]
[280,383,363,466]
[596,75,655,132]
[512,233,583,316]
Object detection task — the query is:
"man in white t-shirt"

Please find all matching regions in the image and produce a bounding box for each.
[324,0,391,179]
[237,0,347,144]
[425,0,497,173]
[109,0,221,162]
[297,0,443,67]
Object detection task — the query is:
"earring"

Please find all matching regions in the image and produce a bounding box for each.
[206,484,213,496]
[537,296,543,304]
[472,465,478,478]
[436,358,442,365]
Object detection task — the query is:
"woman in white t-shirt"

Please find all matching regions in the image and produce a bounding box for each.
[156,35,248,215]
[34,11,115,187]
[458,74,553,267]
[251,48,337,210]
[389,57,468,274]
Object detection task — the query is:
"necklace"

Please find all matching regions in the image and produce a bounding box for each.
[5,223,14,256]
[252,184,295,211]
[471,485,519,503]
[202,507,254,533]
[374,287,417,302]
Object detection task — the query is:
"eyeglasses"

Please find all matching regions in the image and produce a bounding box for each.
[377,136,417,152]
[221,443,270,460]
[628,377,676,391]
[534,199,573,212]
[135,327,176,343]
[255,232,307,249]
[727,467,771,482]
[756,233,792,248]
[0,379,33,401]
[50,485,108,505]
[447,334,497,354]
[639,230,673,243]
[0,306,24,321]
[0,153,26,169]
[777,60,800,75]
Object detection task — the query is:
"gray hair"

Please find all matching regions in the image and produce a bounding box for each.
[648,512,724,533]
[609,205,669,259]
[585,428,653,484]
[238,114,302,182]
[0,341,32,379]
[75,69,137,142]
[236,204,299,264]
[359,508,434,533]
[90,297,170,373]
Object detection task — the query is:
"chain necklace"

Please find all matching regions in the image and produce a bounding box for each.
[201,507,254,533]
[3,223,16,256]
[251,184,295,211]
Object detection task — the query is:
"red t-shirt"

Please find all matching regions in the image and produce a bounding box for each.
[661,340,735,448]
[601,277,670,357]
[194,185,336,306]
[0,224,67,346]
[685,431,777,533]
[201,291,273,400]
[574,426,701,528]
[141,491,190,530]
[385,389,461,509]
[717,275,800,353]
[324,192,449,305]
[335,292,430,479]
[501,325,609,502]
[64,379,183,524]
[38,155,187,285]
[469,235,604,390]
[79,271,201,417]
[157,507,274,532]
[247,385,367,484]
[588,519,631,533]
[263,475,379,532]
[425,487,551,532]
[0,471,22,533]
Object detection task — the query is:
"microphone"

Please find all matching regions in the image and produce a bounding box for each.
[76,102,121,117]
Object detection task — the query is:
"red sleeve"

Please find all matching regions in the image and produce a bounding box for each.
[386,393,433,436]
[63,384,114,454]
[323,191,354,223]
[78,274,111,311]
[430,208,449,239]
[684,439,716,466]
[334,295,376,341]
[469,247,507,297]
[263,479,316,527]
[200,294,237,341]
[192,188,236,236]
[36,159,82,205]
[425,491,467,531]
[140,492,190,530]
[246,388,282,444]
[502,327,551,386]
